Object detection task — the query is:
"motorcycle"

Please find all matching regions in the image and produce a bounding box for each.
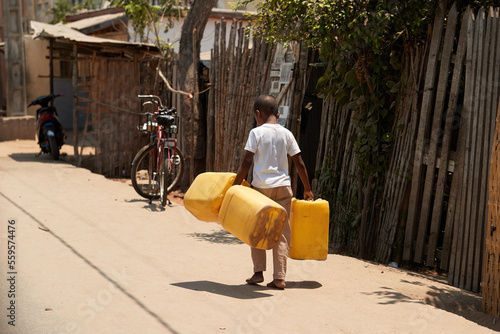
[27,94,66,160]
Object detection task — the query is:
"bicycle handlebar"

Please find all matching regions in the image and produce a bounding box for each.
[138,95,165,109]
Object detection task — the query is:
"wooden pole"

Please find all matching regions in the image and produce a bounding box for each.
[72,43,79,157]
[50,39,54,95]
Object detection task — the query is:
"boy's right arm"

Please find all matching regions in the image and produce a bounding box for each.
[292,153,314,200]
[233,150,254,186]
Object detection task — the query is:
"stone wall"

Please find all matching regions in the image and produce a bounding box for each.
[0,116,36,141]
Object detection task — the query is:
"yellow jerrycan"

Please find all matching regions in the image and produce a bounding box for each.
[219,185,287,250]
[184,172,237,223]
[184,172,250,222]
[289,198,329,260]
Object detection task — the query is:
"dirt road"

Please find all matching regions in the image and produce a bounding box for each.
[0,139,498,334]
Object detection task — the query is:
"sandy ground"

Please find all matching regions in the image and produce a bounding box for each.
[0,139,499,334]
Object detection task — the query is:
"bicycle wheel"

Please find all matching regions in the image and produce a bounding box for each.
[160,157,170,207]
[131,143,161,200]
[164,147,184,193]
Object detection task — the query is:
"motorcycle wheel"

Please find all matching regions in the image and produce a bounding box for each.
[48,135,60,160]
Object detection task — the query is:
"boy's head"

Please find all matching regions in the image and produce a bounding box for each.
[254,95,278,118]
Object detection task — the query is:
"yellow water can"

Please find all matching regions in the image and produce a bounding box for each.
[289,198,330,260]
[219,185,287,250]
[184,172,237,223]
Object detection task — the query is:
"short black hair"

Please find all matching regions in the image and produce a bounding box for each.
[254,95,278,117]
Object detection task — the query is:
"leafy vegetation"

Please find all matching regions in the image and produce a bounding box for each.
[239,0,437,181]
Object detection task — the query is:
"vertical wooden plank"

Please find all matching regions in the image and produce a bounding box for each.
[427,4,464,267]
[207,47,215,172]
[442,8,474,271]
[231,23,245,172]
[377,46,423,262]
[213,22,221,171]
[118,61,126,177]
[484,95,500,315]
[415,2,458,264]
[222,20,236,167]
[95,58,102,174]
[448,8,476,285]
[457,8,484,288]
[49,39,54,95]
[475,6,499,292]
[403,1,447,261]
[235,29,253,171]
[73,44,79,157]
[220,20,228,169]
[463,7,487,290]
[484,9,500,304]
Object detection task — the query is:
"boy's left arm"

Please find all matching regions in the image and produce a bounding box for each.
[234,150,254,186]
[292,153,314,200]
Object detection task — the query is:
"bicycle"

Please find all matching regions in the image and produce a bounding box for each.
[131,95,184,206]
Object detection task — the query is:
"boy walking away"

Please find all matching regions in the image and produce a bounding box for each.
[233,94,314,290]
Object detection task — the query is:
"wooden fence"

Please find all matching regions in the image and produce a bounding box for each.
[73,50,174,178]
[392,4,500,292]
[402,5,500,293]
[207,20,308,176]
[207,20,272,173]
[312,4,500,294]
[444,6,500,293]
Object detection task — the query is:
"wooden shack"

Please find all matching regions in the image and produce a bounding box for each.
[30,21,174,177]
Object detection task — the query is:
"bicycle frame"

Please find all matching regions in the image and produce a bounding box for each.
[151,110,178,177]
[135,94,181,205]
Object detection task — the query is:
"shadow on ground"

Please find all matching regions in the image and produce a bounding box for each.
[171,281,272,299]
[171,280,322,299]
[9,152,70,163]
[363,280,500,331]
[187,229,244,245]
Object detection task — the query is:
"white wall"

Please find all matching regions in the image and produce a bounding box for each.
[24,36,50,116]
[128,11,252,55]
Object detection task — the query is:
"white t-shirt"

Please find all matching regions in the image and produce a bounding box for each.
[244,123,301,188]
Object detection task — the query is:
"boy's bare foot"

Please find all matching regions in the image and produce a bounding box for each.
[246,272,264,285]
[267,279,286,290]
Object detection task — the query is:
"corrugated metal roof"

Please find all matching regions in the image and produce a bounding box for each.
[31,21,154,49]
[64,12,127,32]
